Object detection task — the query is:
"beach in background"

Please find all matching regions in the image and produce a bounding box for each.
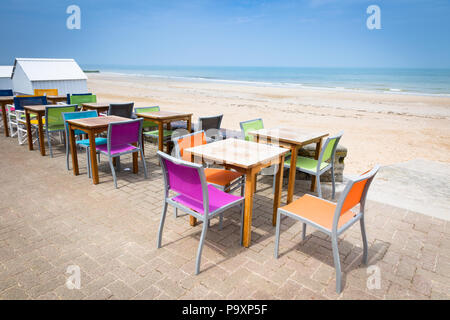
[86,71,450,174]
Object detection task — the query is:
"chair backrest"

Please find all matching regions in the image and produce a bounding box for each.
[70,94,97,106]
[318,131,344,164]
[108,102,134,118]
[13,96,47,111]
[198,114,223,131]
[240,118,264,141]
[45,105,78,131]
[107,118,143,152]
[34,89,58,96]
[173,131,207,161]
[67,93,92,103]
[62,110,98,137]
[157,150,209,214]
[333,165,380,230]
[0,89,13,96]
[135,106,160,127]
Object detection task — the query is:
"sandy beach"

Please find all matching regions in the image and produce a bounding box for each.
[87,72,450,174]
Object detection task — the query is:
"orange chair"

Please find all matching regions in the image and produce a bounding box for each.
[274,166,380,293]
[34,89,58,96]
[173,131,245,226]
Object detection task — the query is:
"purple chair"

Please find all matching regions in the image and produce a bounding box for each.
[157,151,245,274]
[96,119,148,188]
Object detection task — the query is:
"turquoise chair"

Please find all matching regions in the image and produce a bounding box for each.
[62,111,107,177]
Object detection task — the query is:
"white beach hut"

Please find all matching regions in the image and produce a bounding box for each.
[11,58,88,95]
[0,66,13,90]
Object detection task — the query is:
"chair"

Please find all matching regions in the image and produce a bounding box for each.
[157,151,245,274]
[67,93,92,104]
[137,106,173,146]
[34,89,58,96]
[274,165,380,293]
[285,132,343,199]
[96,118,147,188]
[0,89,13,96]
[63,111,107,177]
[240,118,278,193]
[44,105,78,157]
[196,114,223,141]
[107,102,134,118]
[69,94,97,107]
[8,96,47,145]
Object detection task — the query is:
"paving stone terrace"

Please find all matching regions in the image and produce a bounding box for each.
[0,136,449,300]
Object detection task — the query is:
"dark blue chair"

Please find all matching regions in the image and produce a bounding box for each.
[0,89,13,96]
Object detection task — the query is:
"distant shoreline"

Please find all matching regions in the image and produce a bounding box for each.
[95,69,450,98]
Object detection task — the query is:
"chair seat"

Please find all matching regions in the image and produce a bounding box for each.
[285,156,329,172]
[173,185,242,214]
[280,194,355,230]
[76,137,107,147]
[144,129,173,139]
[205,168,243,187]
[96,143,137,155]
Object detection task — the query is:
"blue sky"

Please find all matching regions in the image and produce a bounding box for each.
[0,0,449,68]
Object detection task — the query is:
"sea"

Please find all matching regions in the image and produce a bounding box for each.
[82,65,450,96]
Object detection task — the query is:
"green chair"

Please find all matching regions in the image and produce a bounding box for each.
[136,106,174,144]
[45,105,78,157]
[240,118,264,141]
[239,118,278,193]
[70,94,97,107]
[284,132,343,199]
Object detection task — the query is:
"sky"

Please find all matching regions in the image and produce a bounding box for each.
[0,0,449,68]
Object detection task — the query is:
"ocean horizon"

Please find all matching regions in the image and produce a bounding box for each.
[83,65,450,97]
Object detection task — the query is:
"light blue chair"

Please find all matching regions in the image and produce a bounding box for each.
[62,111,107,177]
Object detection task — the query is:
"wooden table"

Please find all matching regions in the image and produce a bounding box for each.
[0,96,14,137]
[249,128,328,203]
[135,111,193,153]
[23,104,58,156]
[81,103,110,114]
[46,95,67,104]
[186,138,289,247]
[67,116,134,185]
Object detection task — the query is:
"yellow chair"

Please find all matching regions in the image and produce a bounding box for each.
[34,89,58,96]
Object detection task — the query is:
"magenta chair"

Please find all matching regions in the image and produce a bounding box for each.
[157,151,245,274]
[96,119,148,188]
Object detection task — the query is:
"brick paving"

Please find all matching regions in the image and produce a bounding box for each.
[0,136,449,300]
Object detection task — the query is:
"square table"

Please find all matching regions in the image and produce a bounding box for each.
[0,96,14,137]
[67,115,134,185]
[23,104,62,156]
[81,102,110,114]
[46,95,68,104]
[186,138,290,247]
[135,111,193,153]
[249,128,328,203]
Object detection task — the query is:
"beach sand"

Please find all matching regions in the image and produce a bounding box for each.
[87,73,450,174]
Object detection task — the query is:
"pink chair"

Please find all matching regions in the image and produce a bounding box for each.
[157,151,245,274]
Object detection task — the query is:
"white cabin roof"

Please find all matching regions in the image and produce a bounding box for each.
[12,58,87,81]
[0,66,13,78]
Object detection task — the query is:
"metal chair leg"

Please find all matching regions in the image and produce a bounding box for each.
[109,156,118,188]
[46,130,53,158]
[195,219,209,275]
[157,201,168,248]
[316,174,322,198]
[219,213,223,230]
[331,235,342,293]
[65,134,70,170]
[239,201,245,245]
[86,147,91,178]
[139,148,148,178]
[274,210,282,258]
[174,207,178,218]
[331,165,336,199]
[360,216,369,265]
[302,223,307,240]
